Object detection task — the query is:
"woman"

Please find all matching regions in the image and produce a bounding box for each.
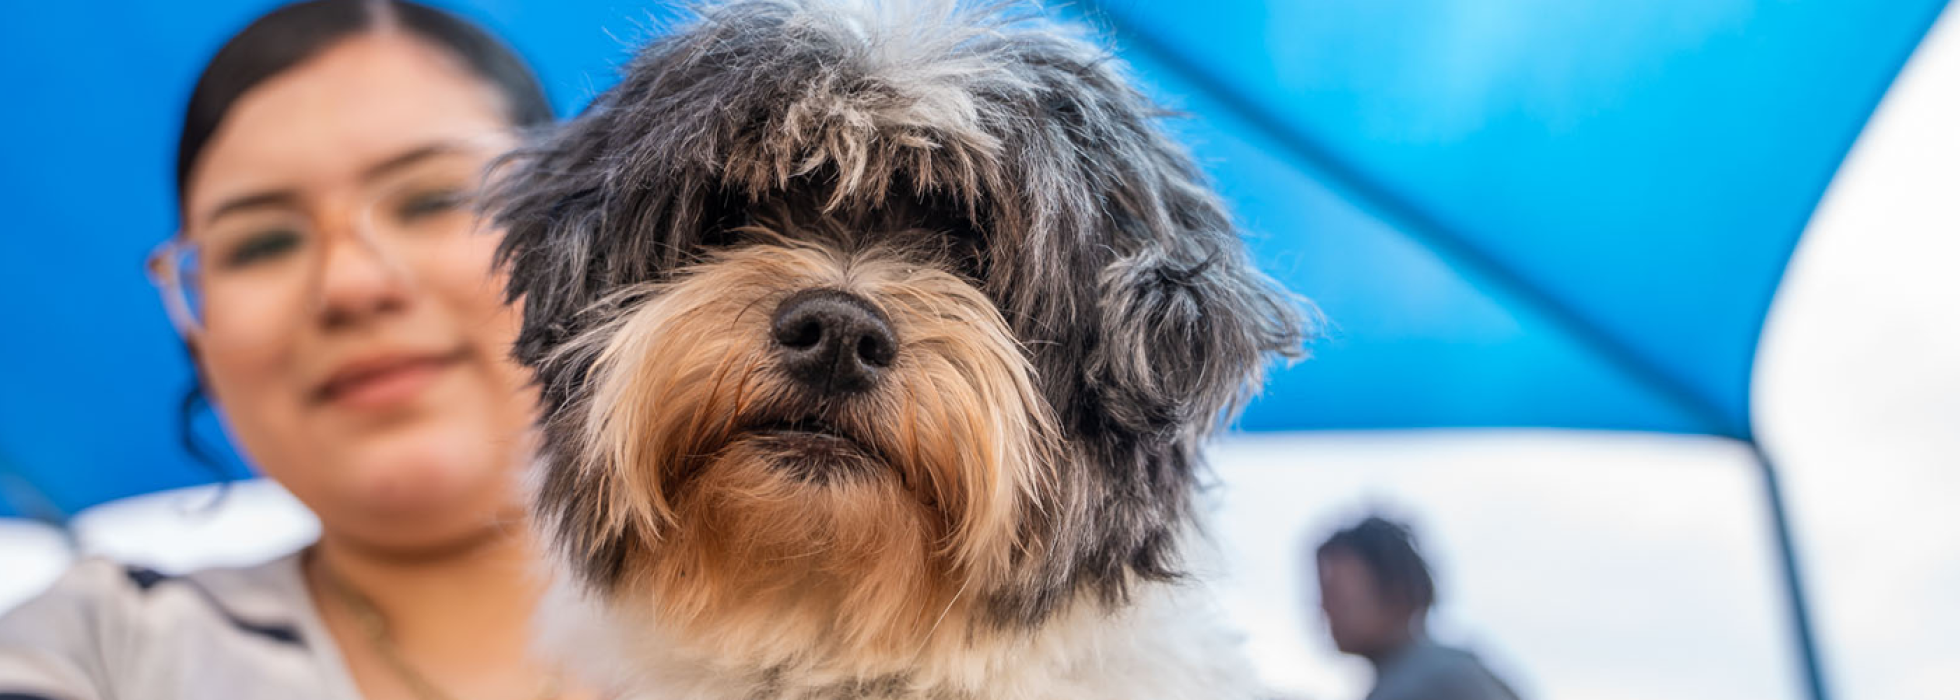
[0,2,585,699]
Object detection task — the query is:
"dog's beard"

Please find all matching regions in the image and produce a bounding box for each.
[541,237,1059,675]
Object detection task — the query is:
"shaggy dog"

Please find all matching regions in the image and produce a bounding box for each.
[487,1,1307,696]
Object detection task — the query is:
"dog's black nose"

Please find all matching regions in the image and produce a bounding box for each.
[770,289,897,395]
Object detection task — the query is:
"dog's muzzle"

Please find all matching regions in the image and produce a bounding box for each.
[770,288,897,396]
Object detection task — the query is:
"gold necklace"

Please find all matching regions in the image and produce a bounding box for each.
[316,559,562,700]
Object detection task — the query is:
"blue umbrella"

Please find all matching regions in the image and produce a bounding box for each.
[0,2,1948,699]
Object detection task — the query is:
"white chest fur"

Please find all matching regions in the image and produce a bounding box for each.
[533,573,1266,700]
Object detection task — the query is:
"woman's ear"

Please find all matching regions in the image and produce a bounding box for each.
[184,339,211,406]
[178,342,235,478]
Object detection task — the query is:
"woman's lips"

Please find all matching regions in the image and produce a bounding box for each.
[315,350,465,410]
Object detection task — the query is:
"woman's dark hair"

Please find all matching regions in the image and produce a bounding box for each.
[177,0,553,201]
[175,0,553,475]
[1317,515,1438,614]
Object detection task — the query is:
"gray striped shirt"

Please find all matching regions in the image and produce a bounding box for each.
[0,553,363,700]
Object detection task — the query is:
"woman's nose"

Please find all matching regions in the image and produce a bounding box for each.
[313,218,410,329]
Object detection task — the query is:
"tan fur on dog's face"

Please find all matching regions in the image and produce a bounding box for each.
[546,225,1058,672]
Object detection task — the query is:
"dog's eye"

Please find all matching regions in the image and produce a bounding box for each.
[698,226,739,249]
[943,226,990,280]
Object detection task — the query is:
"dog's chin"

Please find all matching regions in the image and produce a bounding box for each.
[739,418,887,485]
[619,421,962,670]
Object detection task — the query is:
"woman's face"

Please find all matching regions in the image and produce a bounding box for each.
[180,33,538,554]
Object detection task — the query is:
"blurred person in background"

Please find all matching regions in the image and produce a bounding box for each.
[0,2,591,699]
[1314,516,1521,700]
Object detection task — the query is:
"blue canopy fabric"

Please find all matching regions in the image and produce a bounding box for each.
[1083,0,1950,439]
[0,0,1946,519]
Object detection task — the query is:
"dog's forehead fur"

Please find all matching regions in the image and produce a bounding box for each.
[491,0,1306,628]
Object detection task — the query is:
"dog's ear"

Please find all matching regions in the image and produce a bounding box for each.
[1019,61,1309,437]
[485,33,742,388]
[1090,229,1308,436]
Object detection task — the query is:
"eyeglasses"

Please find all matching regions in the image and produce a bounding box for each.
[148,144,505,337]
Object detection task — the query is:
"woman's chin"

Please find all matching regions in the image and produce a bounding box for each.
[329,427,526,548]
